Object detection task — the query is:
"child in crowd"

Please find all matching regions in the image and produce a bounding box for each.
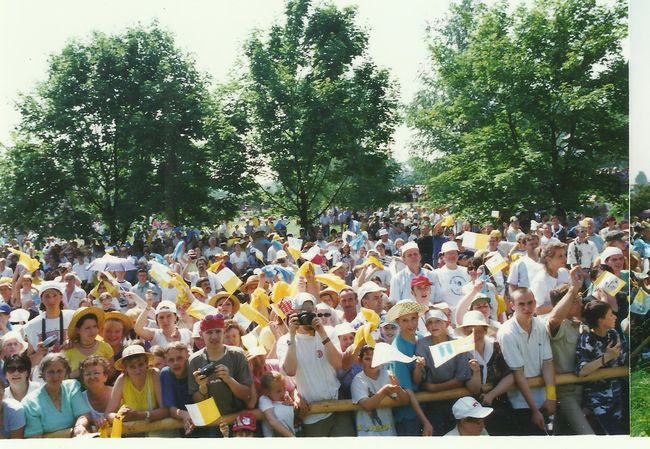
[258,371,295,437]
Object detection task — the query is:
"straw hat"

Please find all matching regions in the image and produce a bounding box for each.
[104,311,133,333]
[208,291,241,315]
[240,275,259,294]
[319,288,340,308]
[67,306,105,340]
[385,299,428,323]
[114,344,154,371]
[457,310,492,329]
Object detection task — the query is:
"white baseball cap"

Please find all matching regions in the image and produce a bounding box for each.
[292,292,316,310]
[440,241,459,253]
[155,300,177,315]
[400,241,419,255]
[452,396,494,420]
[275,250,288,259]
[378,229,388,237]
[357,281,386,301]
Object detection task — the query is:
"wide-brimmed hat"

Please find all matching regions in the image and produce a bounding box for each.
[114,344,154,371]
[385,299,428,323]
[208,291,241,315]
[240,275,259,294]
[68,306,105,340]
[457,310,491,329]
[357,281,386,301]
[104,311,133,333]
[319,288,340,308]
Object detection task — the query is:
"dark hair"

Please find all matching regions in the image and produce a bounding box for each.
[150,344,166,359]
[549,283,570,307]
[582,300,611,329]
[77,313,99,330]
[359,345,374,359]
[2,353,32,375]
[260,370,284,393]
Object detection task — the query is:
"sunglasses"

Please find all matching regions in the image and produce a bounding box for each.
[316,313,332,318]
[5,366,28,374]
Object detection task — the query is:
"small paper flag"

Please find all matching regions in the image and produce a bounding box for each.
[461,232,489,251]
[207,259,224,273]
[186,299,219,321]
[186,397,221,426]
[491,211,500,218]
[8,248,40,273]
[254,248,265,262]
[430,332,475,367]
[371,342,416,367]
[272,281,292,304]
[441,215,454,228]
[149,261,173,288]
[631,288,650,315]
[315,273,347,292]
[215,267,242,294]
[239,303,269,327]
[301,246,321,262]
[484,252,508,274]
[287,238,303,261]
[362,255,385,270]
[593,271,626,296]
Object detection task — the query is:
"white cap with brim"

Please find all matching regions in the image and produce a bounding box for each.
[440,241,459,253]
[37,281,66,298]
[292,292,316,310]
[357,281,386,301]
[275,250,288,259]
[452,396,494,420]
[334,322,356,337]
[400,241,419,255]
[155,300,177,315]
[600,247,623,263]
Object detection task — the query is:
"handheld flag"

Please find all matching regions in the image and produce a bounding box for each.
[362,255,385,270]
[315,273,348,292]
[430,333,475,367]
[352,308,380,351]
[484,252,508,274]
[8,248,40,273]
[441,215,454,228]
[631,288,650,315]
[186,398,221,426]
[254,248,265,262]
[172,241,185,261]
[149,261,173,288]
[207,258,224,273]
[186,299,219,321]
[215,267,242,294]
[593,271,626,296]
[491,211,500,218]
[461,232,489,251]
[371,342,417,368]
[239,303,269,327]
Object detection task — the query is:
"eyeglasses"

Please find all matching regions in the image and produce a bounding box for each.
[317,313,332,318]
[5,366,28,374]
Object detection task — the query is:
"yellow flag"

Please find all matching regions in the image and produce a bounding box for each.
[594,271,626,296]
[251,287,271,311]
[207,259,224,273]
[362,255,385,270]
[352,308,380,350]
[315,273,347,292]
[441,215,454,228]
[461,232,489,251]
[272,281,292,304]
[239,303,269,327]
[109,405,129,438]
[186,299,219,321]
[185,397,221,426]
[215,267,242,294]
[485,252,508,274]
[8,248,40,273]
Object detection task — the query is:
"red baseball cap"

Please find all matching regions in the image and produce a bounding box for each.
[232,411,257,432]
[200,314,225,333]
[410,275,432,288]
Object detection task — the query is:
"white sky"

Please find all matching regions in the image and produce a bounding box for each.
[0,0,639,167]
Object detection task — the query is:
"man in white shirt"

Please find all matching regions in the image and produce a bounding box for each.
[389,242,435,304]
[497,288,556,435]
[507,234,543,292]
[433,241,470,321]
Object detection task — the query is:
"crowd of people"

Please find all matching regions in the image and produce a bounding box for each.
[0,206,631,438]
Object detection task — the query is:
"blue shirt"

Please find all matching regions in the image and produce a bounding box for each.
[390,332,422,423]
[22,379,90,437]
[2,398,25,438]
[160,366,191,410]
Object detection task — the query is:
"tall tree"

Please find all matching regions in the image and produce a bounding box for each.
[0,23,245,242]
[240,0,400,228]
[407,0,628,221]
[635,171,648,186]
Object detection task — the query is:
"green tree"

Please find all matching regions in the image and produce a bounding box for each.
[240,0,400,228]
[635,171,648,186]
[407,0,628,222]
[0,23,245,242]
[631,183,650,217]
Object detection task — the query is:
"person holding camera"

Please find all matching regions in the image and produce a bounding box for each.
[276,292,355,437]
[188,313,252,438]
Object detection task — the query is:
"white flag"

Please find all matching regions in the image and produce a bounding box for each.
[371,342,416,367]
[429,333,475,367]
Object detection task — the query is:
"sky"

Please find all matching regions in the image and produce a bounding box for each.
[0,0,641,168]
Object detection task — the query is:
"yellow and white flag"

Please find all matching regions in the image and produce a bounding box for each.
[254,248,265,262]
[148,261,173,288]
[287,237,303,261]
[186,299,219,321]
[484,252,508,274]
[441,215,454,228]
[185,397,221,426]
[593,271,626,296]
[430,333,475,367]
[215,267,242,294]
[8,248,40,273]
[461,232,489,251]
[239,303,269,327]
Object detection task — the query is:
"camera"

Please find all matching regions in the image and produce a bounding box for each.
[199,361,216,377]
[42,335,58,348]
[297,311,316,326]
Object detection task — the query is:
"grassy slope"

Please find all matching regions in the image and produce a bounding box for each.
[632,366,650,436]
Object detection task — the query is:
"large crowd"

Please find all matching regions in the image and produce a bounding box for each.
[0,206,633,438]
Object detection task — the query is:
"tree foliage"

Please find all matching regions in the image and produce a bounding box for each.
[407,0,628,222]
[240,0,400,228]
[0,23,246,242]
[632,183,650,218]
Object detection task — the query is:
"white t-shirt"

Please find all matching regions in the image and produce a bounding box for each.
[351,368,397,436]
[229,252,248,270]
[64,287,88,310]
[23,310,75,351]
[530,268,570,311]
[507,256,542,289]
[276,328,341,425]
[150,328,192,348]
[258,395,294,437]
[433,265,470,312]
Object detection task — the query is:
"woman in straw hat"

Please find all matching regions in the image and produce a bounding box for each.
[63,307,113,379]
[457,311,514,436]
[106,344,167,426]
[385,299,433,437]
[208,291,241,320]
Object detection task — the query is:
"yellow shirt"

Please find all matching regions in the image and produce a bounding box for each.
[122,370,157,411]
[64,340,114,372]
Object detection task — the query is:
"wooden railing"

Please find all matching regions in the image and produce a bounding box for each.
[44,366,628,438]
